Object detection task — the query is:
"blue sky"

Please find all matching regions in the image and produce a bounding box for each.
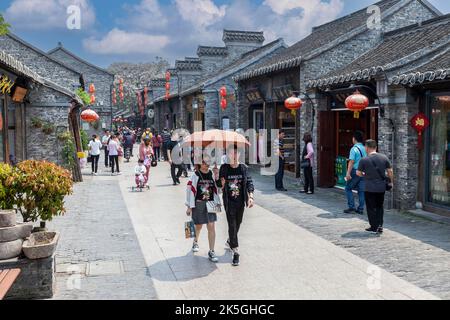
[1,0,448,68]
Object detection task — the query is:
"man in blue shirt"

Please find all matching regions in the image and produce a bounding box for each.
[344,131,367,214]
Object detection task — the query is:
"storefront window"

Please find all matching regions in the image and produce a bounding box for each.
[428,94,450,206]
[0,98,4,162]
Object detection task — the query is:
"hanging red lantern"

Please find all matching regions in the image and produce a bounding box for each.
[89,83,96,94]
[81,109,99,123]
[221,98,227,110]
[411,112,430,149]
[165,82,171,91]
[165,92,170,101]
[119,91,124,101]
[220,86,227,98]
[345,90,369,119]
[284,95,303,111]
[90,94,96,105]
[119,78,123,85]
[165,71,171,82]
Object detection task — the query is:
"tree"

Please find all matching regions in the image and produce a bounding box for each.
[0,14,10,35]
[107,57,170,114]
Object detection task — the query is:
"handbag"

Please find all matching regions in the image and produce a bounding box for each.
[206,201,222,214]
[368,156,392,192]
[151,156,158,167]
[300,159,311,169]
[184,220,196,239]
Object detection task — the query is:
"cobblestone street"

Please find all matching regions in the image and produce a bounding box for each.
[46,152,450,300]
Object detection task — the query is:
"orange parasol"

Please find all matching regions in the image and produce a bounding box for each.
[182,129,250,148]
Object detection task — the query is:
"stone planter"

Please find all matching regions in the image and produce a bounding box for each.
[0,223,33,243]
[23,232,60,260]
[0,210,16,228]
[0,239,23,260]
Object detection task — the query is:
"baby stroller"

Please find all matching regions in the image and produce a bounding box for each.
[132,173,150,192]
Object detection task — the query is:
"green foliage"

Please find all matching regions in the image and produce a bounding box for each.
[0,163,21,210]
[31,117,43,128]
[80,129,89,151]
[76,88,91,106]
[42,122,55,135]
[0,14,10,36]
[58,131,77,170]
[15,160,73,222]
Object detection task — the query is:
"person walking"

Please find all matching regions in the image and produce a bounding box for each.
[357,140,393,234]
[161,128,171,161]
[152,132,162,161]
[167,133,184,185]
[300,132,315,194]
[108,135,121,175]
[88,135,102,175]
[274,130,287,192]
[139,138,154,186]
[216,145,255,267]
[101,130,111,168]
[344,131,367,214]
[185,155,221,263]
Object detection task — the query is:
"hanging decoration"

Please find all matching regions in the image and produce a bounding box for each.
[112,88,117,105]
[165,71,171,101]
[88,83,96,106]
[81,109,99,123]
[143,87,149,116]
[345,90,369,119]
[90,94,96,105]
[284,95,303,116]
[410,112,430,149]
[220,86,227,110]
[119,78,124,102]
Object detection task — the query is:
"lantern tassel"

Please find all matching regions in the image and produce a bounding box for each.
[291,110,297,116]
[353,111,360,119]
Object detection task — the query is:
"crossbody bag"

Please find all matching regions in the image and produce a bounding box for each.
[368,156,392,192]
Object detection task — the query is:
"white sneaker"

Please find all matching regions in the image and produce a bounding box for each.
[192,241,200,253]
[208,250,219,263]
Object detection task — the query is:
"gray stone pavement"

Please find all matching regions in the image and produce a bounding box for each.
[48,166,157,300]
[251,169,450,299]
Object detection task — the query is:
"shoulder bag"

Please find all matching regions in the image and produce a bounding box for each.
[368,156,392,192]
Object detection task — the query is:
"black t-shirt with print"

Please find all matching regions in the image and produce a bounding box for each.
[223,165,245,203]
[195,171,215,202]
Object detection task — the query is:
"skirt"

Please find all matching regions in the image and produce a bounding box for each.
[192,201,217,225]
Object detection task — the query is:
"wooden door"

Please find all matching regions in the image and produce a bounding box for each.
[318,111,336,187]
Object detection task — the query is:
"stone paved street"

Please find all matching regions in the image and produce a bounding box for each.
[46,150,450,300]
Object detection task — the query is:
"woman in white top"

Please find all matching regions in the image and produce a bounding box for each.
[88,135,102,175]
[108,135,122,175]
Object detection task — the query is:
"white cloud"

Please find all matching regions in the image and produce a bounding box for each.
[123,0,168,30]
[83,28,170,55]
[175,0,227,29]
[4,0,96,30]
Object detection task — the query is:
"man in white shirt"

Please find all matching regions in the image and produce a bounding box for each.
[89,135,102,175]
[101,130,111,168]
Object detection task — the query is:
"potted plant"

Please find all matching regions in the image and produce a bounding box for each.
[30,117,43,129]
[15,161,73,232]
[42,122,55,135]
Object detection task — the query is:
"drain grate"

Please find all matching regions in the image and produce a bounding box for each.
[86,260,124,276]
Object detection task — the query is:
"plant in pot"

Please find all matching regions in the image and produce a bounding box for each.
[42,122,55,135]
[15,160,73,231]
[30,117,43,129]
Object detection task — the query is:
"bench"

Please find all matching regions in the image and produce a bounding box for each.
[0,269,21,300]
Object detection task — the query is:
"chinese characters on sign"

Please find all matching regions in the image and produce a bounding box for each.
[410,112,430,149]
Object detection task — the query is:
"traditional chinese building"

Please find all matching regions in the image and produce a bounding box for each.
[307,14,450,215]
[233,0,440,177]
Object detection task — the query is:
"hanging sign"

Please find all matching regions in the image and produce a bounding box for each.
[410,112,430,149]
[0,74,14,95]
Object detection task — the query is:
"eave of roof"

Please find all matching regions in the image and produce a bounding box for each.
[0,50,43,83]
[48,45,115,77]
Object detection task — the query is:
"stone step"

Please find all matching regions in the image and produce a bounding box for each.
[0,210,16,228]
[0,239,23,261]
[0,223,33,243]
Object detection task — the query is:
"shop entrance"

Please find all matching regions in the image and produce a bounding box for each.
[318,108,378,188]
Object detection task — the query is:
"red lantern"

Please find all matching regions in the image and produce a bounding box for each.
[90,94,96,104]
[165,92,170,101]
[284,95,303,111]
[411,112,430,149]
[119,92,124,100]
[119,78,123,85]
[345,90,369,119]
[165,71,171,82]
[81,109,99,123]
[220,86,227,98]
[89,84,96,94]
[221,98,227,110]
[165,82,171,91]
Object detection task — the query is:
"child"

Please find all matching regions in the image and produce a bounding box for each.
[134,159,147,188]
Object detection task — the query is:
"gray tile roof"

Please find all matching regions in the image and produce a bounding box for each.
[149,78,166,87]
[223,30,264,43]
[0,50,43,82]
[234,0,418,81]
[175,58,202,71]
[307,14,450,88]
[197,46,228,56]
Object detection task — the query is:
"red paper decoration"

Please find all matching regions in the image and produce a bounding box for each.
[221,98,227,110]
[165,71,171,82]
[411,112,430,149]
[81,109,99,122]
[89,84,96,94]
[284,95,303,111]
[345,90,369,119]
[220,86,227,98]
[90,94,96,104]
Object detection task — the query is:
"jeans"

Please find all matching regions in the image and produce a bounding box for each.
[109,155,119,173]
[154,147,161,160]
[303,166,314,193]
[91,155,99,173]
[171,163,183,183]
[345,169,365,211]
[162,143,169,161]
[365,192,385,229]
[104,148,109,167]
[225,202,245,250]
[275,157,285,189]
